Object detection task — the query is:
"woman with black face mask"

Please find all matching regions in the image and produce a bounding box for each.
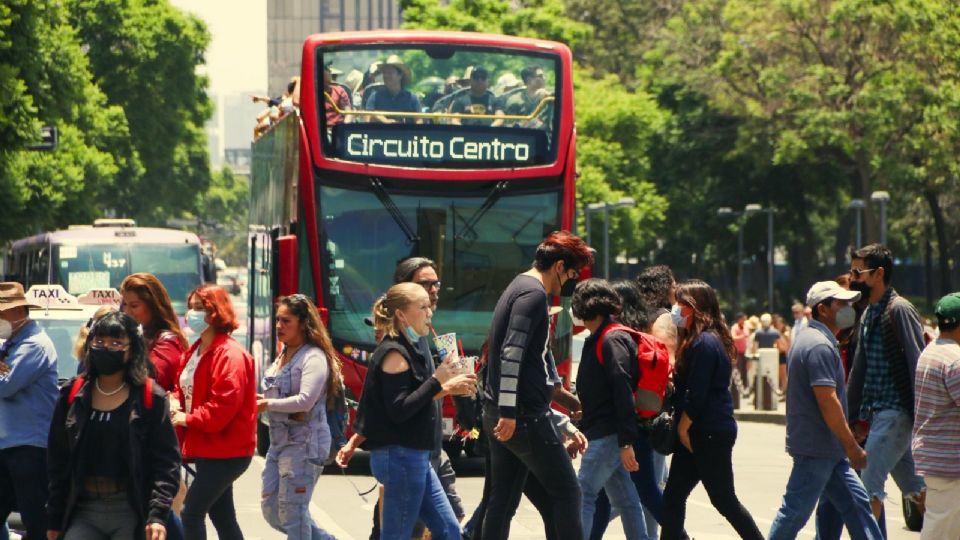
[46,311,181,540]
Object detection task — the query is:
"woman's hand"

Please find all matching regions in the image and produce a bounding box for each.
[171,410,188,427]
[434,357,457,385]
[145,522,166,540]
[678,412,693,453]
[168,398,182,414]
[337,434,365,468]
[256,397,270,413]
[441,373,477,397]
[564,430,588,459]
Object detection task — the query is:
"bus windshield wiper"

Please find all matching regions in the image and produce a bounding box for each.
[455,181,508,240]
[369,178,419,244]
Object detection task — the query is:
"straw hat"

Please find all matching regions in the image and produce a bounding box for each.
[0,282,41,311]
[375,55,412,85]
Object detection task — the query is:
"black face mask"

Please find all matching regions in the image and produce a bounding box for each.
[849,281,872,296]
[558,269,577,297]
[89,347,126,375]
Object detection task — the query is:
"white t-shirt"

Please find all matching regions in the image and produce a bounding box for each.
[179,348,201,413]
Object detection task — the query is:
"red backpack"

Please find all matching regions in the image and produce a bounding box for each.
[595,324,671,419]
[68,376,153,409]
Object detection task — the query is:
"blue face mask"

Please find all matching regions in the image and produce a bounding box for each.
[404,325,424,343]
[186,309,208,335]
[671,304,689,328]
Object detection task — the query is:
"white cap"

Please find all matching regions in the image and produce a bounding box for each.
[806,281,861,307]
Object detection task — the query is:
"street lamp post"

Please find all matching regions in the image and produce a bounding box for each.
[745,204,775,312]
[849,198,865,248]
[717,207,745,312]
[871,191,891,245]
[587,197,636,278]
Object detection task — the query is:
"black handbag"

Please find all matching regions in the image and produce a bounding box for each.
[648,410,677,455]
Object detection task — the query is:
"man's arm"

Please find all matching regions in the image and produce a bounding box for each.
[495,290,546,419]
[891,298,926,374]
[813,385,866,469]
[0,342,49,399]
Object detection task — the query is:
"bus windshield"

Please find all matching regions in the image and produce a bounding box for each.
[319,45,561,168]
[320,179,561,351]
[55,244,200,313]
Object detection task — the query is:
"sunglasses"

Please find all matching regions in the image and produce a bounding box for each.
[849,268,877,279]
[415,280,442,290]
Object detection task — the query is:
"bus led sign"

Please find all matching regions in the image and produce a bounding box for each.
[332,126,546,167]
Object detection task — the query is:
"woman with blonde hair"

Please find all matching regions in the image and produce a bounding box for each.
[258,294,343,539]
[354,282,475,539]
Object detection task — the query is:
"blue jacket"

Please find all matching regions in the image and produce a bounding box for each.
[0,319,59,449]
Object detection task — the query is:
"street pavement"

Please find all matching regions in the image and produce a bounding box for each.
[219,421,919,539]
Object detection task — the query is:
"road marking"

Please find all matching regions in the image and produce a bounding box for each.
[252,455,357,540]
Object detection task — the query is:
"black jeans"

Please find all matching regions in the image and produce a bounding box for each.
[661,430,763,540]
[0,445,48,539]
[480,409,581,540]
[181,456,252,540]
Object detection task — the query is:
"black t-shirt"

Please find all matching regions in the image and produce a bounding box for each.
[483,274,552,418]
[450,90,498,126]
[577,318,640,445]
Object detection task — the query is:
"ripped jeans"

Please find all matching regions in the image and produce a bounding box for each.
[262,445,336,540]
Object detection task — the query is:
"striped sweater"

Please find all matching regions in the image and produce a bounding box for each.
[912,337,960,478]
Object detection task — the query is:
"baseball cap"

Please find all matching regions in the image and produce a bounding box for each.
[935,292,960,327]
[806,281,861,307]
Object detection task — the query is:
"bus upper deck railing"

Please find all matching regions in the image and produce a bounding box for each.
[324,92,555,122]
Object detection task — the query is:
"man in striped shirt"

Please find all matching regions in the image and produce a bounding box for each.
[912,292,960,539]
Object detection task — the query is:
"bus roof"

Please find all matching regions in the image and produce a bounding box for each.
[304,30,569,52]
[11,227,201,250]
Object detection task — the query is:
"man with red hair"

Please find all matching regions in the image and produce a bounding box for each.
[481,231,593,540]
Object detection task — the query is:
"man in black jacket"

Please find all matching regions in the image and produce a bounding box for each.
[481,231,593,540]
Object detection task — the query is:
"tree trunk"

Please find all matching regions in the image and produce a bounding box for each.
[924,190,952,295]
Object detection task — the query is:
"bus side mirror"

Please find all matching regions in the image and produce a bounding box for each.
[277,235,298,297]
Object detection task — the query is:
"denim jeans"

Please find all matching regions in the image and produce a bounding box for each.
[369,446,460,540]
[262,448,335,539]
[661,430,762,540]
[0,445,48,539]
[578,434,648,540]
[589,431,666,540]
[860,409,925,501]
[480,408,582,540]
[768,455,882,540]
[62,492,138,540]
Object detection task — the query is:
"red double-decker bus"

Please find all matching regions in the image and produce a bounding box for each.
[248,30,577,456]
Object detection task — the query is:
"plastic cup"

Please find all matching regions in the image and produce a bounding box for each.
[434,333,459,365]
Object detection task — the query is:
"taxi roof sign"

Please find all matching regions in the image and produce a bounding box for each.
[77,288,122,306]
[27,285,79,308]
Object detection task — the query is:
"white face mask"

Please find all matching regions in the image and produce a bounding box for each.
[835,305,856,330]
[0,318,24,340]
[569,308,584,327]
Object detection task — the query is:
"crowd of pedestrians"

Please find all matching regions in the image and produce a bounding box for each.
[1,233,959,540]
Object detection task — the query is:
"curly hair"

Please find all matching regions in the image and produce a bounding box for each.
[278,294,344,407]
[571,278,621,322]
[82,311,151,386]
[636,265,676,311]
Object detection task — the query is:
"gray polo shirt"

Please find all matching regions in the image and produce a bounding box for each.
[785,319,847,460]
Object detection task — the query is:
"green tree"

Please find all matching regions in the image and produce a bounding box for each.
[192,167,250,266]
[67,0,213,225]
[0,0,140,243]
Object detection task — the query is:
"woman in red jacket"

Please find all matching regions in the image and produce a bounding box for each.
[120,273,188,392]
[171,284,256,540]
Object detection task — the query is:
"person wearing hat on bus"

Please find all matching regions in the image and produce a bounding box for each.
[0,282,59,540]
[450,65,504,127]
[322,61,351,127]
[365,54,421,124]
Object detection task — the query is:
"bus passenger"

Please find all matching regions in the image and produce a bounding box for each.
[121,273,188,392]
[354,283,476,539]
[502,66,551,129]
[323,62,351,126]
[365,55,421,124]
[47,311,181,540]
[450,66,504,127]
[171,285,256,540]
[258,294,343,539]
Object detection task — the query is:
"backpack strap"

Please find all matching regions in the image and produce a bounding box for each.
[143,378,153,409]
[68,376,86,404]
[595,323,636,364]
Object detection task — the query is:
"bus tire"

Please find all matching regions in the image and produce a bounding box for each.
[257,418,270,457]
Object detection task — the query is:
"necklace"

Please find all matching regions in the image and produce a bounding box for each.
[95,379,127,396]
